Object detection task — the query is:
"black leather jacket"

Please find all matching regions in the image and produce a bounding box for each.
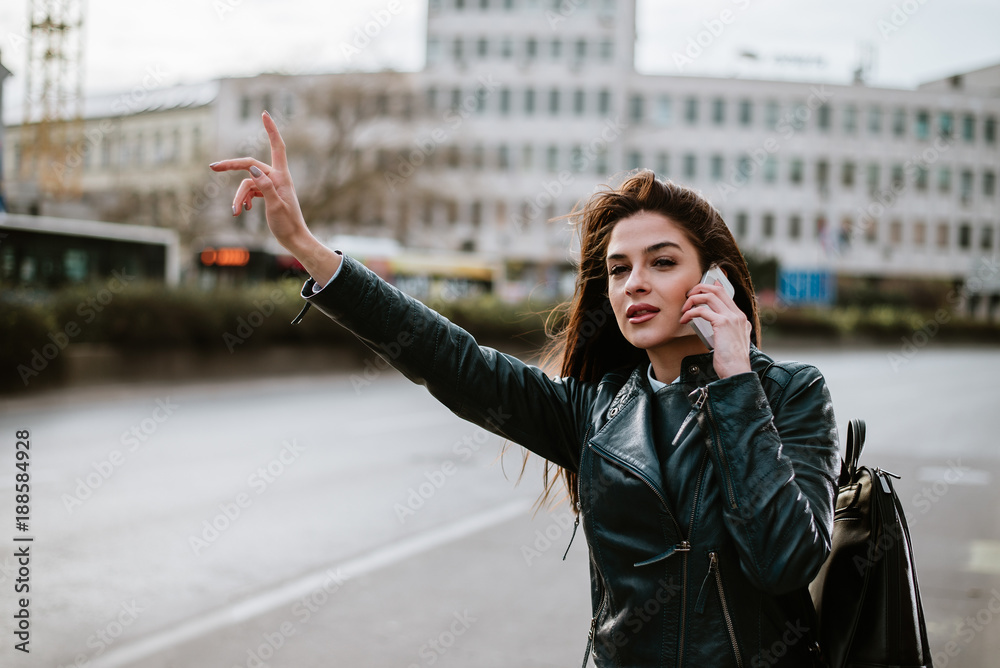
[301,254,841,668]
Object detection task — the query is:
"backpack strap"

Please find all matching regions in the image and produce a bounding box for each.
[846,419,866,479]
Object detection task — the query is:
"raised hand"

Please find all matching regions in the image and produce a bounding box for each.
[210,111,340,284]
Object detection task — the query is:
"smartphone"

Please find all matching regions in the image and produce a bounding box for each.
[690,264,736,350]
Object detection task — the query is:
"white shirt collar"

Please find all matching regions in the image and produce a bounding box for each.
[647,363,680,391]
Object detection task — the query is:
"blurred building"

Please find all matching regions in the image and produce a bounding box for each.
[3,0,999,314]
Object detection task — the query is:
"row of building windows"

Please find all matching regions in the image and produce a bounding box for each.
[427,35,615,65]
[10,126,205,173]
[385,194,998,254]
[337,83,1000,147]
[727,212,998,253]
[373,142,999,202]
[430,0,615,13]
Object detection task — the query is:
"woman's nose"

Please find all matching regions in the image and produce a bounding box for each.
[624,267,648,295]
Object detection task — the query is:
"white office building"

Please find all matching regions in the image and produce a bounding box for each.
[4,0,999,313]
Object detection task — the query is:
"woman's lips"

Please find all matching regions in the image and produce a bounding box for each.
[626,304,660,323]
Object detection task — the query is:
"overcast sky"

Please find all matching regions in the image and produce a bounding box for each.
[2,0,999,112]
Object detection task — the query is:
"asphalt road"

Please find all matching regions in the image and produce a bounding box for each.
[0,344,998,667]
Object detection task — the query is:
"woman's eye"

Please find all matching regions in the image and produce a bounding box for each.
[653,258,676,267]
[608,265,627,276]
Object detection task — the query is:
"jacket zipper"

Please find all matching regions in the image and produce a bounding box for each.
[583,586,609,668]
[700,389,738,509]
[698,552,744,668]
[675,452,707,668]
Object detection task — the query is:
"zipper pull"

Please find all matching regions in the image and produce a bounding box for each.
[695,552,717,614]
[562,511,581,561]
[672,387,708,446]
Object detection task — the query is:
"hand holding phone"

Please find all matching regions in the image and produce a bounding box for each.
[689,265,735,350]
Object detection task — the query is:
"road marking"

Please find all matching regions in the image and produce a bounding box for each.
[967,540,1000,575]
[91,499,531,668]
[916,466,991,486]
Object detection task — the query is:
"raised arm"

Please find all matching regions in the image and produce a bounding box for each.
[210,113,594,472]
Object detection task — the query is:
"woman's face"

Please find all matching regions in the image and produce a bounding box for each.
[605,211,705,353]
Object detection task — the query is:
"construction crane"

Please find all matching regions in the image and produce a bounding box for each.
[20,0,86,202]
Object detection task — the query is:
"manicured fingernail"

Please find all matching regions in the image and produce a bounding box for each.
[263,110,270,118]
[243,201,250,211]
[209,162,220,168]
[249,165,262,177]
[232,205,238,216]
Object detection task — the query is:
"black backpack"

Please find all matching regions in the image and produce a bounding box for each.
[808,419,933,667]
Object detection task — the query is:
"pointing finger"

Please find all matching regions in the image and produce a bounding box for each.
[262,111,288,172]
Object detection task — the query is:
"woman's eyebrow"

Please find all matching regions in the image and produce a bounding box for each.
[607,240,683,261]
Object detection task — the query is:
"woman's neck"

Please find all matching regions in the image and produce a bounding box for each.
[647,336,710,384]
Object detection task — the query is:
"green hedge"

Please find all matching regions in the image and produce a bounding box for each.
[2,281,998,392]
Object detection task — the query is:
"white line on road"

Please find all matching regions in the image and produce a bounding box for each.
[90,499,532,668]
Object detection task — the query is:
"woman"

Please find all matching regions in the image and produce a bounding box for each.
[211,112,841,667]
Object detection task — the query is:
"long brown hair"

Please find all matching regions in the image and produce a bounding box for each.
[533,170,762,511]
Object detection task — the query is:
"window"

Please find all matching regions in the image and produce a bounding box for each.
[960,169,974,202]
[450,87,462,110]
[656,95,672,125]
[958,223,972,249]
[891,164,904,189]
[427,37,442,65]
[936,222,949,248]
[684,97,699,124]
[571,145,585,172]
[915,166,928,191]
[447,145,460,169]
[738,99,752,126]
[868,106,882,134]
[986,116,997,144]
[789,215,801,240]
[683,153,697,179]
[817,104,831,131]
[524,88,536,114]
[477,37,488,58]
[962,114,975,142]
[550,39,562,59]
[763,156,777,183]
[981,225,994,251]
[712,98,725,125]
[472,144,484,169]
[655,152,669,176]
[765,101,780,129]
[549,88,560,115]
[239,95,251,120]
[892,108,906,137]
[501,38,513,59]
[500,88,511,114]
[521,144,533,170]
[600,40,613,61]
[890,220,903,245]
[843,105,857,133]
[842,161,856,187]
[574,89,585,115]
[627,150,642,170]
[598,89,611,115]
[498,144,510,171]
[915,110,930,140]
[939,112,954,139]
[938,167,951,193]
[985,170,997,197]
[735,212,748,239]
[595,146,608,175]
[575,39,587,61]
[867,163,880,195]
[762,213,775,239]
[426,87,438,113]
[914,221,926,246]
[546,145,558,172]
[737,155,752,181]
[526,37,537,60]
[710,154,724,181]
[453,37,464,62]
[470,201,482,227]
[630,94,644,123]
[816,160,829,189]
[789,159,804,185]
